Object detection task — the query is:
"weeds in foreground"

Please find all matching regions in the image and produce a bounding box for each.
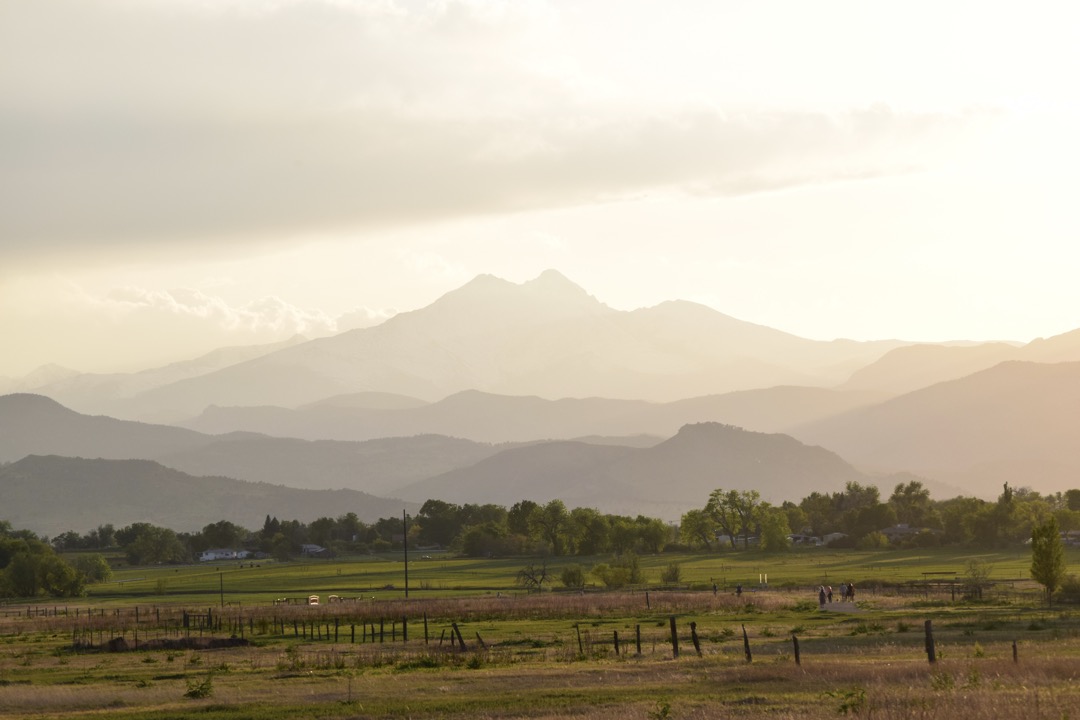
[647,698,672,720]
[183,672,214,699]
[824,687,866,715]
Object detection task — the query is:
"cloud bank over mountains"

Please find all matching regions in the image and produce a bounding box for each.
[1,0,966,255]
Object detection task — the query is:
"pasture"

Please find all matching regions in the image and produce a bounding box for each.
[1,547,1078,719]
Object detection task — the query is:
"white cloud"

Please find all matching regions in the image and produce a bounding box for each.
[337,306,399,332]
[101,287,339,336]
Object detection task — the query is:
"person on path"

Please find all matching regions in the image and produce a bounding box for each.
[839,582,847,601]
[847,582,856,602]
[818,586,827,609]
[827,586,833,603]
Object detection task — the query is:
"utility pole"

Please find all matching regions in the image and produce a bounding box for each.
[403,509,410,599]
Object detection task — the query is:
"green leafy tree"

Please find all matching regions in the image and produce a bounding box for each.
[888,479,933,527]
[660,562,682,584]
[799,491,836,537]
[635,515,670,554]
[507,500,539,536]
[459,522,521,557]
[200,520,247,550]
[591,553,644,588]
[71,553,112,583]
[1031,516,1066,606]
[679,508,715,550]
[121,524,188,565]
[416,499,464,547]
[2,553,40,597]
[849,503,898,541]
[529,500,569,555]
[705,490,742,549]
[560,564,586,589]
[759,508,792,552]
[0,533,84,599]
[735,491,762,549]
[566,507,611,555]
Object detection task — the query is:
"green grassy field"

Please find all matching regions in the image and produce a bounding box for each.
[1,547,1078,719]
[74,545,1063,607]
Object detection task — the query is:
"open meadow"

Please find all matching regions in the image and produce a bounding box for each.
[1,547,1078,719]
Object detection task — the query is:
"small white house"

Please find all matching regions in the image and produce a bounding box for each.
[199,548,238,562]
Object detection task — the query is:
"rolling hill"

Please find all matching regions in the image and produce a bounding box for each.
[0,394,511,497]
[792,360,1080,496]
[401,422,869,519]
[0,455,417,536]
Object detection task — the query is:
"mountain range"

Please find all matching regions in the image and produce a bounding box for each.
[0,394,881,529]
[13,270,906,422]
[3,269,1080,535]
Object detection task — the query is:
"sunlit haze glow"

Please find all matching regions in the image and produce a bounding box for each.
[2,0,1079,376]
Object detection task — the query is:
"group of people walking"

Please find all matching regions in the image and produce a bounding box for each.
[818,581,855,608]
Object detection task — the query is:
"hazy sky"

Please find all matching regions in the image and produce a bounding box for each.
[2,0,1079,376]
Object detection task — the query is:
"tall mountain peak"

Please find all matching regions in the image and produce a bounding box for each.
[420,270,609,323]
[525,268,586,292]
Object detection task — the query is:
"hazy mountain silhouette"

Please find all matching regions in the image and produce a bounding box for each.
[1023,327,1080,362]
[27,335,308,422]
[840,343,1021,395]
[401,422,867,519]
[0,364,81,395]
[59,270,905,420]
[184,386,884,443]
[837,327,1080,396]
[0,394,512,497]
[155,434,515,497]
[0,455,415,536]
[792,361,1080,495]
[0,394,213,463]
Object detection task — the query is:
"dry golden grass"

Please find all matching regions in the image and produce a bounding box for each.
[1,590,1078,719]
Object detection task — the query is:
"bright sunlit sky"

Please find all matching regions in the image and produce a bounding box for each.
[2,0,1079,376]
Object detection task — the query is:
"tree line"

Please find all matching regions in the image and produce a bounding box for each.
[4,481,1078,599]
[681,481,1080,551]
[39,499,673,565]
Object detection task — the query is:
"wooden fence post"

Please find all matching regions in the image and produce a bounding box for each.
[613,630,620,656]
[669,616,679,659]
[636,625,642,656]
[1012,639,1018,663]
[452,622,467,651]
[690,621,702,657]
[792,634,801,666]
[924,620,936,663]
[742,624,752,663]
